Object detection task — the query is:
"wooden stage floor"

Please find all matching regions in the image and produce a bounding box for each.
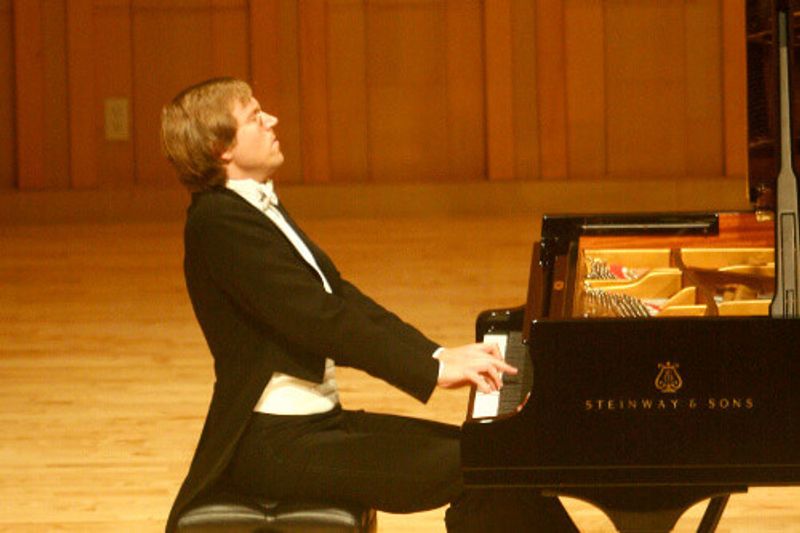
[1,213,798,532]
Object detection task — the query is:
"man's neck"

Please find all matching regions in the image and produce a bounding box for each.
[225,163,272,183]
[226,174,269,184]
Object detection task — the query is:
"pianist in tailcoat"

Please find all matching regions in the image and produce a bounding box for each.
[161,77,577,533]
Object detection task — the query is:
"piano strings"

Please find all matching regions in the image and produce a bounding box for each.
[580,254,775,318]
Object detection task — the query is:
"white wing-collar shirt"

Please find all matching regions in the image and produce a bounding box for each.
[225,178,338,415]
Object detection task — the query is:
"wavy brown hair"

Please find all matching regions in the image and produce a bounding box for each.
[161,77,252,192]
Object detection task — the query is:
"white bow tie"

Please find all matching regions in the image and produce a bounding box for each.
[256,180,279,210]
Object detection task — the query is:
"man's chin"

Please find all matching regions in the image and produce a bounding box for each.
[265,162,284,179]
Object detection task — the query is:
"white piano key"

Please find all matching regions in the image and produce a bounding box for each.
[483,333,508,359]
[470,333,509,418]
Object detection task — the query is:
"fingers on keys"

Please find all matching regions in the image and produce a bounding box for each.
[474,353,516,392]
[477,342,518,375]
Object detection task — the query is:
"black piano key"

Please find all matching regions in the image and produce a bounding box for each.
[496,331,533,416]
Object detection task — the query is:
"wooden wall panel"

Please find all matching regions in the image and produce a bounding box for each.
[131,0,249,186]
[365,0,447,182]
[605,1,688,178]
[4,0,750,191]
[14,0,70,190]
[365,0,483,182]
[211,0,250,78]
[298,0,331,183]
[42,0,71,189]
[564,0,606,180]
[327,0,369,182]
[65,0,137,189]
[13,0,46,190]
[509,0,538,181]
[93,0,135,188]
[535,0,568,179]
[305,0,484,184]
[444,0,484,181]
[484,0,515,181]
[67,0,97,189]
[0,0,15,189]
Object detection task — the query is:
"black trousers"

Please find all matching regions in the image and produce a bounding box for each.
[225,405,577,532]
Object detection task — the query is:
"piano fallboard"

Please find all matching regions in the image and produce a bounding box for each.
[462,317,800,488]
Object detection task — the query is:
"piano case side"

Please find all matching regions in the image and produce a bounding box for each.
[462,317,800,488]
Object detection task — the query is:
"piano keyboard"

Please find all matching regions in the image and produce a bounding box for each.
[469,330,532,419]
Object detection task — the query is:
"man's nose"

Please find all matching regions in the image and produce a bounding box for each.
[259,112,278,128]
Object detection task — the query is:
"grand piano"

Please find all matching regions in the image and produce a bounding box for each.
[461,1,800,531]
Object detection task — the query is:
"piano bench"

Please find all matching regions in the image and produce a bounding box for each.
[175,493,377,533]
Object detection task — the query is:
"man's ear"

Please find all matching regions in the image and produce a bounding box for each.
[219,144,234,165]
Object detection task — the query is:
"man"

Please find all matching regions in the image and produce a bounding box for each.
[162,77,576,532]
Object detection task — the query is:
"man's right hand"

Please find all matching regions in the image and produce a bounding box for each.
[436,343,517,394]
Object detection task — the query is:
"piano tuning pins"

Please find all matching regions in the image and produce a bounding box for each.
[583,284,652,318]
[581,257,653,317]
[585,257,646,281]
[586,258,616,279]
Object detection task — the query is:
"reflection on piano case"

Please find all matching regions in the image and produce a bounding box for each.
[462,2,800,532]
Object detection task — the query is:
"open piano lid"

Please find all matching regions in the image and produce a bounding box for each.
[750,1,800,316]
[747,0,800,210]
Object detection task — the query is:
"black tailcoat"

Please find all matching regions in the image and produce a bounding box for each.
[165,188,439,532]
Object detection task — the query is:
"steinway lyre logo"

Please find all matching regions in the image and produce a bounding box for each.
[655,362,683,393]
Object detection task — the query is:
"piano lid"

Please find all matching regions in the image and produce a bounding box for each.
[747,0,800,210]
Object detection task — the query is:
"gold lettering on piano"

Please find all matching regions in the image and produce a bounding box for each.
[707,397,755,410]
[583,397,755,412]
[580,360,756,413]
[655,361,683,393]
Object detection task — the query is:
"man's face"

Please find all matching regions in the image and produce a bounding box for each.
[223,96,284,182]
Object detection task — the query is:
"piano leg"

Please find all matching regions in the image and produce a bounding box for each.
[696,495,730,533]
[548,486,746,533]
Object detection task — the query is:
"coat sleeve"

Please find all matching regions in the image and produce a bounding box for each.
[187,200,439,403]
[336,278,442,351]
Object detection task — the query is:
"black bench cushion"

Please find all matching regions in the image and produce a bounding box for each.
[176,493,376,533]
